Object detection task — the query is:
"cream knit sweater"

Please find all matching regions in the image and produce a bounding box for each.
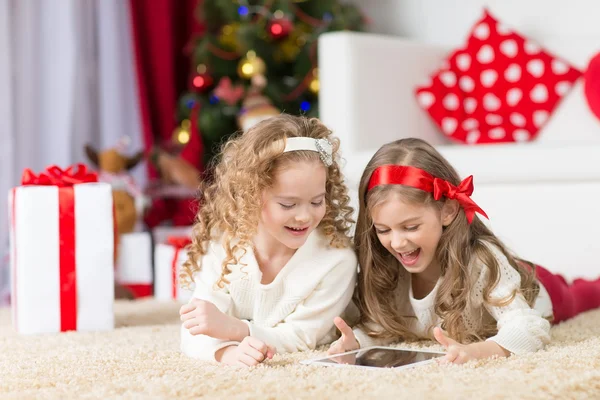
[180,230,358,361]
[351,243,553,355]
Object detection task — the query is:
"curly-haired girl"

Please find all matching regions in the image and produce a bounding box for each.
[179,114,357,367]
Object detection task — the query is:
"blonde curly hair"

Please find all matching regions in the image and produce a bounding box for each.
[180,114,354,289]
[354,138,540,344]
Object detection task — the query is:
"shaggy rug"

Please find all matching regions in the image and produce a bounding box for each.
[1,299,600,399]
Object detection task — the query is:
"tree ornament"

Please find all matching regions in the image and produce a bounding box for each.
[277,34,301,62]
[196,64,207,74]
[213,77,245,105]
[268,16,293,40]
[237,74,280,131]
[308,68,319,94]
[172,120,191,145]
[191,72,214,92]
[237,50,266,79]
[218,23,241,52]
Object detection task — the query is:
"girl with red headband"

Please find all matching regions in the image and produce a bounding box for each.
[329,138,600,364]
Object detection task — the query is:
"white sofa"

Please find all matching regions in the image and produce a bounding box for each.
[318,32,600,281]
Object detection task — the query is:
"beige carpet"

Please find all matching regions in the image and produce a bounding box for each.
[1,300,600,400]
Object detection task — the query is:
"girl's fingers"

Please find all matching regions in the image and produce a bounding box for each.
[180,311,197,322]
[334,317,353,338]
[237,353,259,367]
[266,345,276,359]
[454,351,470,365]
[179,303,196,315]
[182,319,199,329]
[245,337,268,354]
[327,340,345,355]
[443,347,460,364]
[433,327,458,349]
[240,344,265,362]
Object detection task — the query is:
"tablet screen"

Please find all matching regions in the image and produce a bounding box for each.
[312,347,444,369]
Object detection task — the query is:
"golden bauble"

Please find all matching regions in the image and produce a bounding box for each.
[280,41,300,61]
[196,64,207,74]
[218,23,241,52]
[276,22,312,62]
[172,125,190,145]
[308,77,319,94]
[237,50,266,79]
[308,68,319,94]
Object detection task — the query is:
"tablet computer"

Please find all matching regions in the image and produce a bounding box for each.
[301,346,445,370]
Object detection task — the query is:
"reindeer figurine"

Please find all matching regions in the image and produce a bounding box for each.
[85,139,146,299]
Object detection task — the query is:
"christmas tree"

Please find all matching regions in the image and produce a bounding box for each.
[174,0,365,166]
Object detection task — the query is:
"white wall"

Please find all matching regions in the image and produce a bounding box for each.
[353,0,600,68]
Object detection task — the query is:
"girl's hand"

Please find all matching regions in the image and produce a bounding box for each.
[433,327,480,364]
[180,298,247,341]
[327,317,359,355]
[218,337,276,367]
[434,327,510,364]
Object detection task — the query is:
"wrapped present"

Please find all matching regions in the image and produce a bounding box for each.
[154,236,194,302]
[116,232,153,298]
[151,225,193,246]
[9,164,115,334]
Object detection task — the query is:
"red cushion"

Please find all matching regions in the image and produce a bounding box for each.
[584,52,600,122]
[415,9,582,144]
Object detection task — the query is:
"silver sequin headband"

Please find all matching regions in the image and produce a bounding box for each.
[282,137,333,166]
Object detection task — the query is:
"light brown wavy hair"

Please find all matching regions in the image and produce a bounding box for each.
[180,114,354,289]
[354,138,540,343]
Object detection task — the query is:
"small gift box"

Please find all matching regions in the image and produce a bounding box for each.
[116,232,153,298]
[9,164,115,334]
[151,225,193,247]
[154,236,194,302]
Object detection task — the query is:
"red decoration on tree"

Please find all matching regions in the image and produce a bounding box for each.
[584,52,600,122]
[213,77,245,105]
[191,72,214,92]
[268,17,293,40]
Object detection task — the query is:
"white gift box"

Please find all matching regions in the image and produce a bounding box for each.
[9,176,114,334]
[116,232,153,298]
[151,225,193,247]
[154,238,194,302]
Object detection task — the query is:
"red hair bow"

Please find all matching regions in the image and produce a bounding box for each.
[368,165,488,224]
[432,176,488,223]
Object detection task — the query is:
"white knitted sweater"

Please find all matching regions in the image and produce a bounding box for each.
[180,230,358,361]
[352,243,553,355]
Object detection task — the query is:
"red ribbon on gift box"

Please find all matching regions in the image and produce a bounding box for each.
[21,164,98,186]
[15,164,98,332]
[166,236,192,299]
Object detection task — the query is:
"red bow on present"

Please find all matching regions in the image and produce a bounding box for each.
[21,164,98,186]
[368,165,488,224]
[167,236,192,249]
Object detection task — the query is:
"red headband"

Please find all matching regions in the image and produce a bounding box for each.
[367,165,488,224]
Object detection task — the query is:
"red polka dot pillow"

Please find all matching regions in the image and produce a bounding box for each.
[415,9,582,144]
